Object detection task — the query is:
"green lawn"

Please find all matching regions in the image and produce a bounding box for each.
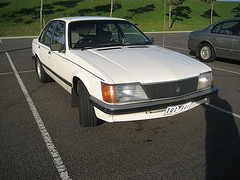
[0,0,239,37]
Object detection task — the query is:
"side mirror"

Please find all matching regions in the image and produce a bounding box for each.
[50,43,64,51]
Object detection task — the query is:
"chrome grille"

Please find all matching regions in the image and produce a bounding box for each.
[143,77,198,100]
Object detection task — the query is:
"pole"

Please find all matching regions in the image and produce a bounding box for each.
[211,1,213,24]
[110,0,113,17]
[40,0,43,31]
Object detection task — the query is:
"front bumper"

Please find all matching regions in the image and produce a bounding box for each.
[90,86,218,115]
[188,38,197,52]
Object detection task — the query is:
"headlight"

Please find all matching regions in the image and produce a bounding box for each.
[102,83,148,103]
[197,72,213,91]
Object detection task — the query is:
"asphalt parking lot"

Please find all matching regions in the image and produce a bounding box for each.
[0,33,240,179]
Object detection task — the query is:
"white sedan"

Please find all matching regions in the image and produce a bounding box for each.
[32,16,217,127]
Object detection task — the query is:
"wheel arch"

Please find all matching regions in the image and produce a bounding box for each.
[196,41,216,57]
[32,53,39,62]
[71,72,100,108]
[71,76,87,108]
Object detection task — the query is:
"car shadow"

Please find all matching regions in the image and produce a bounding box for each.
[189,50,196,57]
[203,94,240,179]
[215,57,240,65]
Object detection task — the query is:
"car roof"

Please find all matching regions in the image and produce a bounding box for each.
[213,17,240,25]
[52,16,128,23]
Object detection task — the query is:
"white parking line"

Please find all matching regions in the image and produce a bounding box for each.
[0,70,35,76]
[165,46,189,51]
[205,102,240,119]
[5,52,71,180]
[211,67,240,75]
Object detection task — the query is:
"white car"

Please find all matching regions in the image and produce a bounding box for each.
[32,16,217,127]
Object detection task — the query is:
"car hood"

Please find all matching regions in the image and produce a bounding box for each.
[72,45,211,84]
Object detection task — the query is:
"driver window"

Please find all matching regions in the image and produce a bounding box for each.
[70,22,96,48]
[40,21,57,47]
[52,22,65,48]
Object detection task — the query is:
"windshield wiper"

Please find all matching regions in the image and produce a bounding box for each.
[78,41,151,50]
[95,42,123,48]
[126,41,152,46]
[80,46,94,51]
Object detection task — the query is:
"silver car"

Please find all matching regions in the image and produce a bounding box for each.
[188,17,240,62]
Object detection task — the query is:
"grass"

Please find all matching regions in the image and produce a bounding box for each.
[0,0,239,37]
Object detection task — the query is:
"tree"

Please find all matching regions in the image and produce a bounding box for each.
[168,0,185,29]
[232,4,240,17]
[201,0,216,25]
[170,5,191,28]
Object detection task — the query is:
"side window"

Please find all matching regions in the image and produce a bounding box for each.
[212,21,239,35]
[52,22,65,48]
[39,21,57,47]
[119,23,149,43]
[211,23,222,34]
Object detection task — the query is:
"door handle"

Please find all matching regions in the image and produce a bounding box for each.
[48,51,51,55]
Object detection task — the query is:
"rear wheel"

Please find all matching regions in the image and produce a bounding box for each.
[35,57,52,83]
[198,43,216,62]
[77,81,98,127]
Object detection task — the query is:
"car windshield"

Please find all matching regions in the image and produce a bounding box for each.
[69,20,151,49]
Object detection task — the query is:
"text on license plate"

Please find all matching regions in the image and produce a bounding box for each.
[164,102,192,116]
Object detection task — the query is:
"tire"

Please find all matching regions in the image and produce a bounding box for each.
[77,81,98,127]
[35,57,52,83]
[198,43,216,62]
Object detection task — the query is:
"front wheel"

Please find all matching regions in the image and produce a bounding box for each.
[77,81,99,127]
[198,43,216,62]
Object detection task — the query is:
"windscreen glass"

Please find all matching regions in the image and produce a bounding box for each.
[69,20,151,49]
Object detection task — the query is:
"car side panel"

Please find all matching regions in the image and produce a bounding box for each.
[232,35,240,60]
[209,33,233,59]
[49,52,71,85]
[62,51,106,101]
[38,43,51,66]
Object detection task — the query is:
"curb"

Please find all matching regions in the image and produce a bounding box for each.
[0,36,38,40]
[144,31,192,34]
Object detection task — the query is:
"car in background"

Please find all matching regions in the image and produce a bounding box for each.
[32,16,217,127]
[188,17,240,62]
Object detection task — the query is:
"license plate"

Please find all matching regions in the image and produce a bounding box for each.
[164,102,192,116]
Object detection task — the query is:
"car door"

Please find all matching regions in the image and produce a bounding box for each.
[49,21,71,89]
[38,21,57,67]
[210,21,239,59]
[232,24,240,60]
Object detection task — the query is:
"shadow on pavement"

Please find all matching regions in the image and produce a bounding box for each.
[204,94,240,179]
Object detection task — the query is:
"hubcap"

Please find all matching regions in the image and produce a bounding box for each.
[200,46,211,60]
[37,60,42,79]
